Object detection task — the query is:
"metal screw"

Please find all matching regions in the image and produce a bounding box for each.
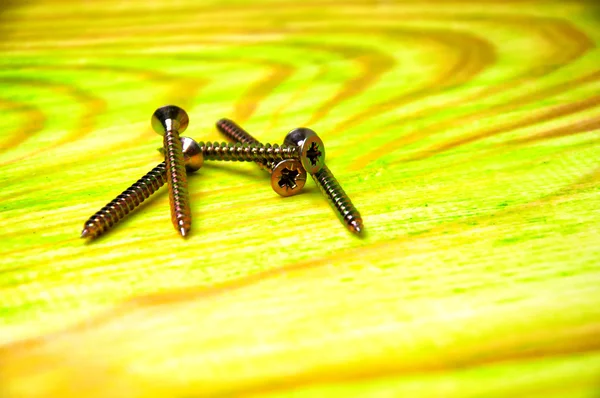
[198,141,299,163]
[216,118,270,170]
[215,118,306,196]
[81,137,203,240]
[151,105,192,237]
[284,128,364,235]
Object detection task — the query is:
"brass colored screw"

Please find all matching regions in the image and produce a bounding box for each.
[81,137,203,240]
[216,118,270,170]
[198,141,299,163]
[284,128,363,235]
[215,118,306,196]
[151,105,192,237]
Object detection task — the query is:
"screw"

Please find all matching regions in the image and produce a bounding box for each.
[215,118,306,196]
[284,128,363,235]
[198,141,299,163]
[151,105,192,237]
[215,118,259,146]
[216,118,270,170]
[81,137,203,240]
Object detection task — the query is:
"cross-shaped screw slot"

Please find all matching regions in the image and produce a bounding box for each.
[271,159,307,197]
[286,128,325,174]
[278,167,300,190]
[306,142,322,167]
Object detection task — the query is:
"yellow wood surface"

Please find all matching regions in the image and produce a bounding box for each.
[1,0,600,397]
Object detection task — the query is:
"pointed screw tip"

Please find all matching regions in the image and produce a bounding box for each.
[80,229,91,239]
[179,227,189,238]
[349,221,364,235]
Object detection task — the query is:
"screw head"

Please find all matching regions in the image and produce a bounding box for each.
[271,159,307,197]
[151,105,189,135]
[182,137,203,172]
[156,136,203,172]
[283,127,325,174]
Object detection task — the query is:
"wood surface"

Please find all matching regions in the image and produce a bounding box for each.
[1,0,600,396]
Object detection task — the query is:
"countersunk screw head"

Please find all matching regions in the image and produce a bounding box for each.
[157,137,204,172]
[181,136,203,172]
[271,159,307,197]
[151,105,189,135]
[283,127,325,174]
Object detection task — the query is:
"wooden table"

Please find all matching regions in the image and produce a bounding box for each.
[1,0,599,396]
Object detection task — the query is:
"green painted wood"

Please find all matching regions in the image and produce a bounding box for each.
[1,0,599,396]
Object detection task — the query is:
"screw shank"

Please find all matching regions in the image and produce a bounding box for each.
[199,142,299,163]
[312,165,363,235]
[81,162,168,239]
[215,119,272,171]
[164,129,192,236]
[216,118,260,145]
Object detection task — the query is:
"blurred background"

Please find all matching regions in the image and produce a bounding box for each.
[1,0,600,397]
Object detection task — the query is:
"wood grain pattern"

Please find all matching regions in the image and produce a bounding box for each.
[1,0,600,396]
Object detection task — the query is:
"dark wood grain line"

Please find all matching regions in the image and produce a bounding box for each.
[0,99,46,154]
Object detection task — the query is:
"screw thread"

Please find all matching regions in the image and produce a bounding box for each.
[164,129,192,237]
[81,162,167,239]
[199,141,299,163]
[215,118,274,171]
[312,165,363,235]
[216,118,259,145]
